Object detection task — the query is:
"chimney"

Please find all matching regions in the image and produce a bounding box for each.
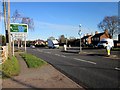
[95,31,98,34]
[86,33,89,36]
[91,32,94,36]
[104,29,108,34]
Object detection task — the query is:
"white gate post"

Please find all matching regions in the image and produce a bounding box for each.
[12,35,14,56]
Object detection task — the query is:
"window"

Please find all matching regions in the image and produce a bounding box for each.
[97,37,99,41]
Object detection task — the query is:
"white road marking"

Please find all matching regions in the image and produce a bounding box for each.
[55,54,61,56]
[74,58,96,65]
[55,54,66,58]
[115,67,120,71]
[36,49,43,52]
[45,52,51,54]
[61,55,66,58]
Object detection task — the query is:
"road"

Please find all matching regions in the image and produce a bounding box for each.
[26,47,120,89]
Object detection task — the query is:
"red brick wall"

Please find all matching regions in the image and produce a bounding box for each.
[100,34,110,40]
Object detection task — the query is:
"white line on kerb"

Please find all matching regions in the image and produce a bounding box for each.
[115,67,120,71]
[74,58,96,65]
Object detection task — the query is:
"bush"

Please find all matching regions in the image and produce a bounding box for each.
[2,56,20,78]
[20,53,47,68]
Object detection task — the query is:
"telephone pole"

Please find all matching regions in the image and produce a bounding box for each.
[3,0,12,58]
[8,0,12,58]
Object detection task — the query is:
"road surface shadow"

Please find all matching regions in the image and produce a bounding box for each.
[86,54,106,57]
[61,50,79,54]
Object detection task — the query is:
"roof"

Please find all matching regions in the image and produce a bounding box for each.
[92,33,104,38]
[82,35,92,39]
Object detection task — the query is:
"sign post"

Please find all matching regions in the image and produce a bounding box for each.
[10,23,28,55]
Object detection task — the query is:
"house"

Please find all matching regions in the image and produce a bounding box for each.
[34,39,46,46]
[118,34,120,42]
[91,29,111,46]
[81,33,92,47]
[114,34,120,48]
[0,35,2,46]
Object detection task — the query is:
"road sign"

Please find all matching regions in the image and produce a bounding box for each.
[10,23,28,33]
[10,23,28,55]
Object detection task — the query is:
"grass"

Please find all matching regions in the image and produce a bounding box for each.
[20,53,47,68]
[1,56,20,78]
[112,48,120,51]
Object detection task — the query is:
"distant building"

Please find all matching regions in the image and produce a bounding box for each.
[34,39,46,46]
[119,34,120,41]
[114,34,120,48]
[91,30,111,46]
[0,35,2,46]
[81,34,92,47]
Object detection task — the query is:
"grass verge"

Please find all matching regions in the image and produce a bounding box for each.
[112,48,120,51]
[1,56,20,78]
[20,53,47,68]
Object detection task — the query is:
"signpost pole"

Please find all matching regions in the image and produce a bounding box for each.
[25,36,26,52]
[18,39,19,48]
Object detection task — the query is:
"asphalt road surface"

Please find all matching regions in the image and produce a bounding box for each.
[26,47,120,89]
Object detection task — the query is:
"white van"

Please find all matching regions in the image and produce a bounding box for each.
[97,38,114,48]
[47,39,59,49]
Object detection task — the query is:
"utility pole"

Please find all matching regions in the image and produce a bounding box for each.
[3,0,11,58]
[7,0,12,58]
[3,1,9,44]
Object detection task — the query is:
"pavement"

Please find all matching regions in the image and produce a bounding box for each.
[2,52,84,89]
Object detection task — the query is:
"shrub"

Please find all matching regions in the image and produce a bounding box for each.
[2,56,20,78]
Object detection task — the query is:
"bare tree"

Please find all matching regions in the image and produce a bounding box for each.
[21,17,34,30]
[98,16,118,38]
[11,10,21,23]
[12,10,34,30]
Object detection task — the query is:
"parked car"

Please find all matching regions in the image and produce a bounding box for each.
[30,45,35,49]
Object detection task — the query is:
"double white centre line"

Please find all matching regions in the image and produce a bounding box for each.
[74,58,96,65]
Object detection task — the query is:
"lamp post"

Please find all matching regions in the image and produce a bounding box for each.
[78,24,82,53]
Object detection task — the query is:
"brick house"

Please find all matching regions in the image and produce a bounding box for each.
[114,34,120,48]
[34,39,45,46]
[91,30,111,46]
[118,34,120,42]
[0,35,2,46]
[81,34,92,47]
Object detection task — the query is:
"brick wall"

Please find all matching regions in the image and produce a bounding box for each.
[1,46,8,63]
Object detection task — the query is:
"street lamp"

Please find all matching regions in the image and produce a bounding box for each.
[78,24,82,53]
